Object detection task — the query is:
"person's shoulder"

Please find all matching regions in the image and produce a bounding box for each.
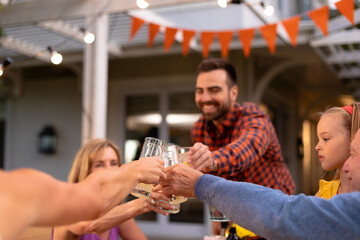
[193,115,205,126]
[239,102,266,116]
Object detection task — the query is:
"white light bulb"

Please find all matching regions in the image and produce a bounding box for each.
[217,0,228,8]
[51,51,63,65]
[136,0,149,9]
[263,5,274,16]
[0,67,3,77]
[83,32,95,44]
[0,0,9,6]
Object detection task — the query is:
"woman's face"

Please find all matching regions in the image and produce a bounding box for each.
[315,113,351,171]
[90,147,119,174]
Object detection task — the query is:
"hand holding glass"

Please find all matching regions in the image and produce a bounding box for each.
[131,137,165,198]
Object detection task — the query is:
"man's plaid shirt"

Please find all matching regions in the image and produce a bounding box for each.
[192,102,295,194]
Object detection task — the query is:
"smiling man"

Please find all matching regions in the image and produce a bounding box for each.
[189,58,295,236]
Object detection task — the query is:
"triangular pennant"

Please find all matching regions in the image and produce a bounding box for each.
[218,31,233,59]
[237,28,255,58]
[201,32,216,58]
[182,30,196,57]
[281,15,301,47]
[148,23,160,47]
[335,0,354,25]
[259,23,277,54]
[164,27,178,52]
[130,17,145,40]
[308,6,329,36]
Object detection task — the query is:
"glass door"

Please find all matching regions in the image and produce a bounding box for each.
[123,90,209,239]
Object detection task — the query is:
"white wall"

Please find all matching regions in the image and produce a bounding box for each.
[5,77,82,181]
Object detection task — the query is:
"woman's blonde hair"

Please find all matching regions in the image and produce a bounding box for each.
[68,139,121,183]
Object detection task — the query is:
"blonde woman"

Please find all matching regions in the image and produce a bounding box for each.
[54,139,171,240]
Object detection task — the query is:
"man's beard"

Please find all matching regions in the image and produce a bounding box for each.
[200,101,229,122]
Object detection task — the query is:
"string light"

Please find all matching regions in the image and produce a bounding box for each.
[47,46,63,65]
[136,0,149,9]
[217,0,228,8]
[261,1,274,16]
[217,0,243,8]
[0,57,12,77]
[80,28,95,44]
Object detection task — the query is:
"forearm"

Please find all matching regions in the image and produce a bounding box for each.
[80,162,141,217]
[86,199,148,234]
[195,175,360,240]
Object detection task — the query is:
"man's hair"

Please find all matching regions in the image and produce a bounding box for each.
[197,58,237,87]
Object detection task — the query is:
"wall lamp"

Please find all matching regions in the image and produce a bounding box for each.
[38,125,57,154]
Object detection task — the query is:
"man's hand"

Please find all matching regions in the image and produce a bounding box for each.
[188,142,218,173]
[160,164,203,198]
[132,157,166,184]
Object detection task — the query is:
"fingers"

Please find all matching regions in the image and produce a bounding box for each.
[149,190,171,202]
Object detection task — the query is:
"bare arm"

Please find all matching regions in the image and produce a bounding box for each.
[55,197,170,238]
[0,157,165,240]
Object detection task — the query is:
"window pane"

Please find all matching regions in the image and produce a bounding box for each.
[125,95,160,222]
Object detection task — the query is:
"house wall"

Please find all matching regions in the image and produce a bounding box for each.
[5,77,82,181]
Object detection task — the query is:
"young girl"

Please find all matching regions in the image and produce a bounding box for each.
[53,139,171,240]
[315,102,360,199]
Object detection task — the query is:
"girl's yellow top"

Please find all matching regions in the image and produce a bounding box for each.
[318,179,341,199]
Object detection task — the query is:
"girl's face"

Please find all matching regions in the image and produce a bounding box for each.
[315,113,351,171]
[90,147,119,174]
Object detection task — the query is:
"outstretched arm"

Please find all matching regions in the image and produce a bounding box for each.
[161,164,360,240]
[195,174,360,240]
[0,157,165,240]
[54,197,171,239]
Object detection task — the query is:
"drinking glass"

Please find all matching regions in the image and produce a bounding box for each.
[208,205,229,222]
[130,137,166,198]
[178,146,191,166]
[160,145,187,214]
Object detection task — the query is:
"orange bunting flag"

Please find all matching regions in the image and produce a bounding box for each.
[308,6,329,36]
[130,17,145,40]
[281,15,301,47]
[201,32,216,58]
[335,0,354,25]
[164,27,178,52]
[218,31,233,59]
[237,28,255,58]
[259,24,277,54]
[182,30,196,57]
[148,23,160,47]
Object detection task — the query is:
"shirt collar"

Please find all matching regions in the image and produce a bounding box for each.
[206,102,239,129]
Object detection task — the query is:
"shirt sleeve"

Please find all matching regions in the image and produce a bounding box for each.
[213,110,272,178]
[195,174,360,240]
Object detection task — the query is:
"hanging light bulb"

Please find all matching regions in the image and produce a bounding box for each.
[48,46,63,65]
[263,5,274,16]
[80,28,95,44]
[0,57,12,77]
[217,0,228,8]
[83,31,95,44]
[136,0,149,9]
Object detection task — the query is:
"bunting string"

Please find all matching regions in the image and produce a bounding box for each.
[129,0,355,58]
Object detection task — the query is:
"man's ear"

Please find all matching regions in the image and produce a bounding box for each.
[230,85,238,102]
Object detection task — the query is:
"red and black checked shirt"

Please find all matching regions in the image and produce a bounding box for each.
[192,102,295,194]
